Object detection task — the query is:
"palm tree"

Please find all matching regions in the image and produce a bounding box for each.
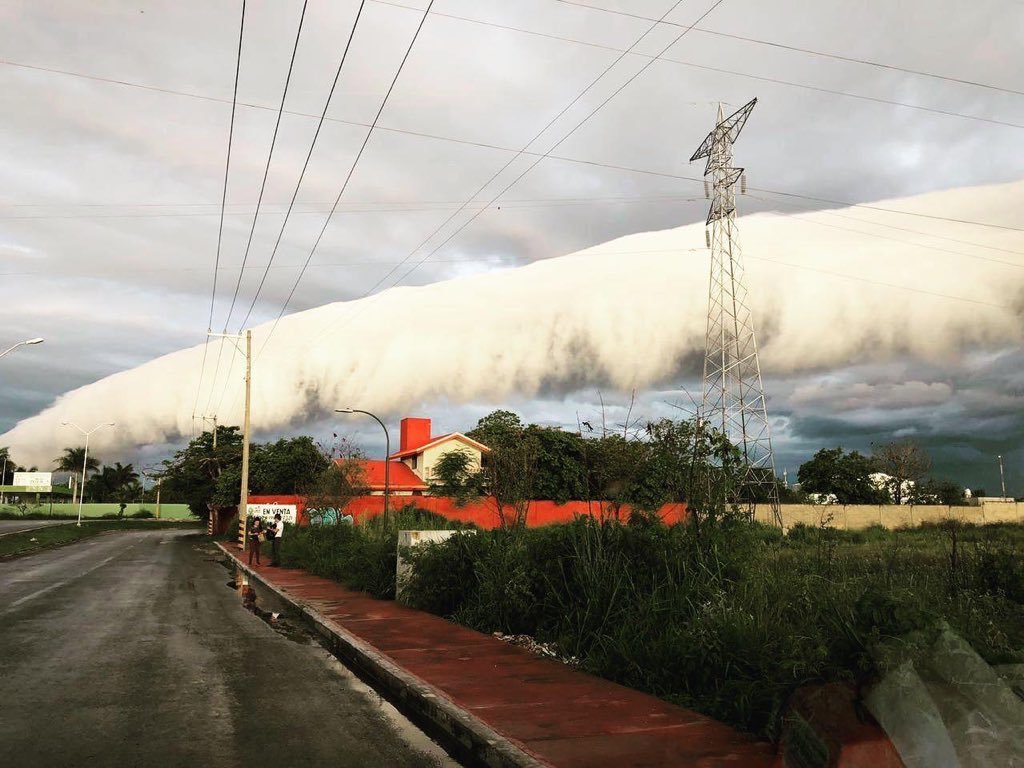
[55,447,100,475]
[56,447,100,503]
[84,462,139,504]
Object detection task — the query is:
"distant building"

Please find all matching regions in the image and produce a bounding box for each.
[868,472,915,504]
[349,417,491,496]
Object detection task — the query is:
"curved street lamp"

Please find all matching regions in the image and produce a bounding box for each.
[335,408,390,525]
[61,421,115,526]
[0,337,44,360]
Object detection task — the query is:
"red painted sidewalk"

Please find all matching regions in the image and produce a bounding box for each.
[221,545,774,767]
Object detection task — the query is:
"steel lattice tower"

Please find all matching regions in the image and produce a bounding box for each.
[690,99,780,522]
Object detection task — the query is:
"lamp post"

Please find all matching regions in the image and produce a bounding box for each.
[998,454,1007,499]
[335,408,390,525]
[61,421,115,526]
[0,337,44,360]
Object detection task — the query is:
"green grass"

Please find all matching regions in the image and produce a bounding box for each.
[0,503,194,520]
[0,519,203,559]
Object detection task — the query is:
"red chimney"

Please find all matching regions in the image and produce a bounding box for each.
[400,417,431,453]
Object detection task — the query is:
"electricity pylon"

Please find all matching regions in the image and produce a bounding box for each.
[690,98,781,524]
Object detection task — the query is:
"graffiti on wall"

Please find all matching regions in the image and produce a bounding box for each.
[305,507,354,525]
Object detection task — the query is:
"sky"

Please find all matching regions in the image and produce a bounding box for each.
[1,0,1023,494]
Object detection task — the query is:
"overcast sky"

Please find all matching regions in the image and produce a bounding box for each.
[2,0,1023,493]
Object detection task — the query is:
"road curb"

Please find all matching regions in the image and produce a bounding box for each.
[218,543,549,768]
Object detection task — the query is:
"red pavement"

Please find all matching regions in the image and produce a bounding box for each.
[223,546,774,768]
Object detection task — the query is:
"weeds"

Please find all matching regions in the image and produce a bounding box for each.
[280,511,1024,738]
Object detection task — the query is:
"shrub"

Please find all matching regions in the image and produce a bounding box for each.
[130,509,155,519]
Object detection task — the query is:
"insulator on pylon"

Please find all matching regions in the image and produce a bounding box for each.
[705,229,711,248]
[704,179,710,199]
[740,173,747,194]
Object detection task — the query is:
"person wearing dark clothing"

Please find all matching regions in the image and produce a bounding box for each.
[270,512,283,566]
[247,517,263,566]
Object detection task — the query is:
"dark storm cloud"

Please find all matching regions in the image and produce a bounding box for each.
[2,0,1023,490]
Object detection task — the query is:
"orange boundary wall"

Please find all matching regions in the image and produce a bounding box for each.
[247,494,687,529]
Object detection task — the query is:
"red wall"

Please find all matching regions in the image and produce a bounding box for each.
[249,494,687,529]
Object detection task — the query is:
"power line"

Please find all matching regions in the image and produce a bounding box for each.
[553,0,1024,98]
[236,0,369,331]
[298,0,719,351]
[191,0,246,434]
[206,0,309,418]
[254,0,439,345]
[222,0,309,331]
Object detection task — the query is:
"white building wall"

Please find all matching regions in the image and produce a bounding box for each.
[420,440,482,483]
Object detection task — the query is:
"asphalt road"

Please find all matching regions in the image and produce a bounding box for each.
[0,519,73,535]
[0,530,458,768]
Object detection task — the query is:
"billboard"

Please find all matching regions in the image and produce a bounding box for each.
[246,503,297,525]
[13,471,52,488]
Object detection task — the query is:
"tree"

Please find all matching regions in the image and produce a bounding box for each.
[303,454,368,524]
[913,478,965,506]
[159,426,243,519]
[214,436,331,505]
[467,410,524,450]
[483,438,539,529]
[872,440,932,505]
[526,426,589,504]
[429,448,486,506]
[55,447,100,476]
[84,462,140,503]
[0,447,22,485]
[797,447,884,504]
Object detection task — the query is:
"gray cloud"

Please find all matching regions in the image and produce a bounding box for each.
[2,0,1023,493]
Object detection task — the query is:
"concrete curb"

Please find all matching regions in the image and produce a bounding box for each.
[218,543,549,768]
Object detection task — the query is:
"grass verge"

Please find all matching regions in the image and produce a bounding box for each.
[0,520,203,559]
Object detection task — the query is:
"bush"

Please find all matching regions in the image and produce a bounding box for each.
[400,518,1024,737]
[130,509,155,519]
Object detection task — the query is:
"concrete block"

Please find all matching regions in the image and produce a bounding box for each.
[396,529,476,603]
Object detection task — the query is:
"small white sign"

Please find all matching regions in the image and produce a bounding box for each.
[246,503,297,525]
[13,471,52,488]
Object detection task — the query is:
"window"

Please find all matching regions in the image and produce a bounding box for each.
[410,454,418,470]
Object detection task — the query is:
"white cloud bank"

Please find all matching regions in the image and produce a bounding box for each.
[3,179,1022,465]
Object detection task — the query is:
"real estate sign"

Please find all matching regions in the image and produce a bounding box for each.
[13,471,52,488]
[246,503,297,525]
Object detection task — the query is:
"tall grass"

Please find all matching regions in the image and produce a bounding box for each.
[401,518,1024,737]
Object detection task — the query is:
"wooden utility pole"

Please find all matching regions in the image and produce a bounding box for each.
[207,329,253,550]
[239,329,252,551]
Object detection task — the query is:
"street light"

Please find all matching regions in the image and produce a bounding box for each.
[0,337,44,360]
[335,408,390,525]
[61,421,115,526]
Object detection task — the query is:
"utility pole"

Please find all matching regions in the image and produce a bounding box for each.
[207,330,253,550]
[690,98,781,525]
[998,454,1007,499]
[240,329,252,549]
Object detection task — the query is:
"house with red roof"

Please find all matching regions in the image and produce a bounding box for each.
[350,417,491,496]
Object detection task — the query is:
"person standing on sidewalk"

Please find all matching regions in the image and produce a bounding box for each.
[247,517,263,566]
[271,512,283,566]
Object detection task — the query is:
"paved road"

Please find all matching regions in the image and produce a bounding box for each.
[0,519,73,535]
[0,530,458,768]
